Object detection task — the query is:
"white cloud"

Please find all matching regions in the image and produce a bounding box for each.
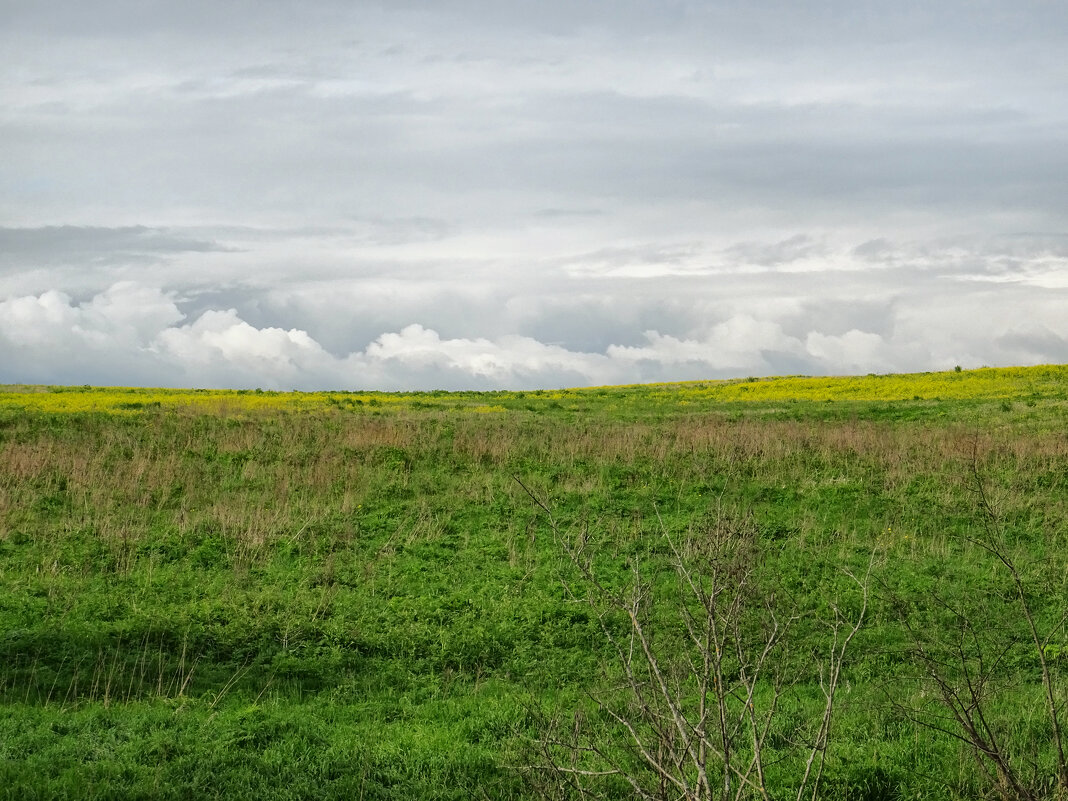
[83,282,185,344]
[0,283,182,349]
[608,316,799,372]
[155,309,326,371]
[365,323,611,382]
[805,329,891,373]
[0,290,79,346]
[1,285,614,390]
[2,275,1066,389]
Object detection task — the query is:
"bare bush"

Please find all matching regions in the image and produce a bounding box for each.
[890,440,1068,801]
[515,477,871,801]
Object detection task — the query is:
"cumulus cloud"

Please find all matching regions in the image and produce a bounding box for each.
[154,309,332,382]
[3,277,1064,390]
[365,324,610,383]
[607,317,797,372]
[0,283,182,348]
[0,290,79,346]
[805,330,893,374]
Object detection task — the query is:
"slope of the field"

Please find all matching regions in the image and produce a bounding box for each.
[3,363,1067,417]
[1,365,1066,799]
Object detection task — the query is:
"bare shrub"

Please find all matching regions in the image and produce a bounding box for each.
[889,439,1068,801]
[515,477,871,801]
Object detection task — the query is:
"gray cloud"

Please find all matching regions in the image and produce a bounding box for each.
[996,327,1068,364]
[2,1,1066,388]
[724,235,826,268]
[0,226,233,270]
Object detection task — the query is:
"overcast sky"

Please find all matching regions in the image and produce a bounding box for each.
[2,1,1066,390]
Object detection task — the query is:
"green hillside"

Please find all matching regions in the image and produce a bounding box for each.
[2,365,1067,799]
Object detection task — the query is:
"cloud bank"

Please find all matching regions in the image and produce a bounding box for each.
[2,264,1065,390]
[2,1,1066,388]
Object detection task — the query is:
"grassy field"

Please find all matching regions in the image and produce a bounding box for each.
[1,365,1066,799]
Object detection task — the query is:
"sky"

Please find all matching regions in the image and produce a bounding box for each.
[2,0,1067,390]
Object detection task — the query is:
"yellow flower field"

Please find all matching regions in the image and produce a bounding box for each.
[0,362,1065,415]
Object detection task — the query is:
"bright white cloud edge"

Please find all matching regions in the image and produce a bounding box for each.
[2,281,1066,391]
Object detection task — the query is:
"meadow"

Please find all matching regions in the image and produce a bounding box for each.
[1,365,1066,799]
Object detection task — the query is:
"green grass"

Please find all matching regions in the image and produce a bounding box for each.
[1,365,1067,799]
